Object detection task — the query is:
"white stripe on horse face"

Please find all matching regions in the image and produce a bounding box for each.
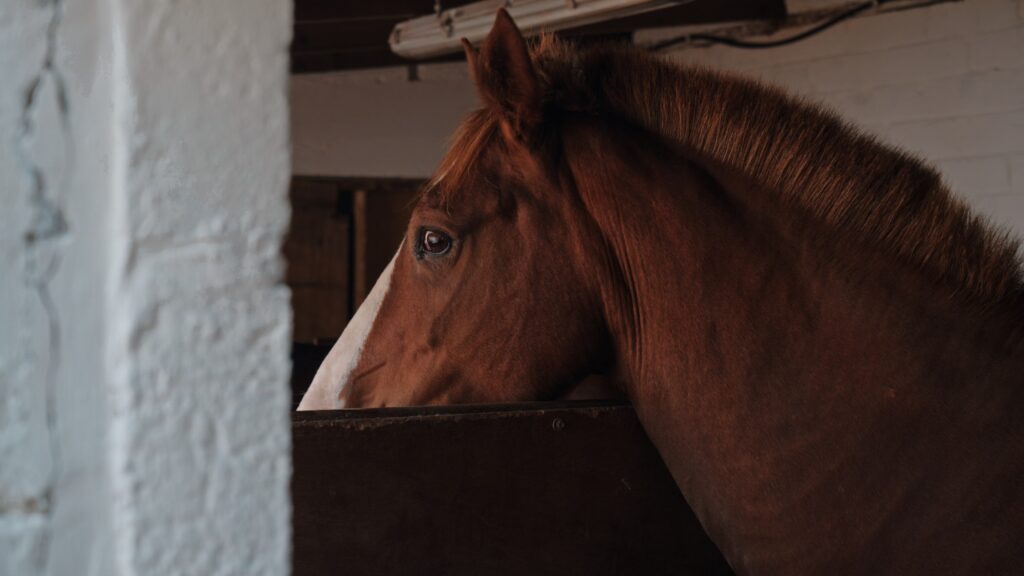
[297,246,400,410]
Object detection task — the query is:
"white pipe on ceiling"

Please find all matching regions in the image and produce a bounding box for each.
[389,0,695,59]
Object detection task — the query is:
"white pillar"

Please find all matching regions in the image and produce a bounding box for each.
[0,2,60,573]
[0,0,293,574]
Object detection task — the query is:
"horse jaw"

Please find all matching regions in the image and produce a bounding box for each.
[297,247,400,410]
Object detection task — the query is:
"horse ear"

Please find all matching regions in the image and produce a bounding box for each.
[462,38,479,83]
[469,9,542,140]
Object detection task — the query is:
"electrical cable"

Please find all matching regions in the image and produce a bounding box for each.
[648,0,945,52]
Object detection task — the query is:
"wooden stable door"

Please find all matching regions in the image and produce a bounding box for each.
[292,402,734,576]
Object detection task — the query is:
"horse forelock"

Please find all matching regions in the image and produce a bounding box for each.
[423,109,500,209]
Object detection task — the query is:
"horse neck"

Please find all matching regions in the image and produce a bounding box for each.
[564,122,1024,574]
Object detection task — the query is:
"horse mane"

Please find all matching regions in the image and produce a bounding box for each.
[435,36,1024,309]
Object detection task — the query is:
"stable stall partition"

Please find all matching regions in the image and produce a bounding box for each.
[292,401,734,576]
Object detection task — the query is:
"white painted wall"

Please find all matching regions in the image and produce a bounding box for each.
[1,0,293,575]
[649,0,1024,233]
[1,3,63,573]
[292,64,478,178]
[291,0,1024,236]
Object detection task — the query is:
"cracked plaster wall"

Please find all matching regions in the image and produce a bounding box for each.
[1,2,58,569]
[2,0,293,575]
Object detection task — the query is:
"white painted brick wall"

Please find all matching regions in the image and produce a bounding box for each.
[648,0,1024,234]
[2,1,293,574]
[1,2,78,575]
[108,2,293,575]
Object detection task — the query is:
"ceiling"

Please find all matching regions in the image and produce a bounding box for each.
[291,0,786,74]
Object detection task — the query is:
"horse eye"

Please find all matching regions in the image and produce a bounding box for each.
[421,229,452,255]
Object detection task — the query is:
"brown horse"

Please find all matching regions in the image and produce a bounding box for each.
[299,10,1024,574]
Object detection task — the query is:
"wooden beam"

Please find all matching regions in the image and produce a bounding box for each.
[292,20,399,54]
[294,0,476,24]
[291,49,461,75]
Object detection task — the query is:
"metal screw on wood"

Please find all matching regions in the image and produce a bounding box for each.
[551,417,566,432]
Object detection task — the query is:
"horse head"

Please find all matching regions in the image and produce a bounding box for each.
[299,11,622,409]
